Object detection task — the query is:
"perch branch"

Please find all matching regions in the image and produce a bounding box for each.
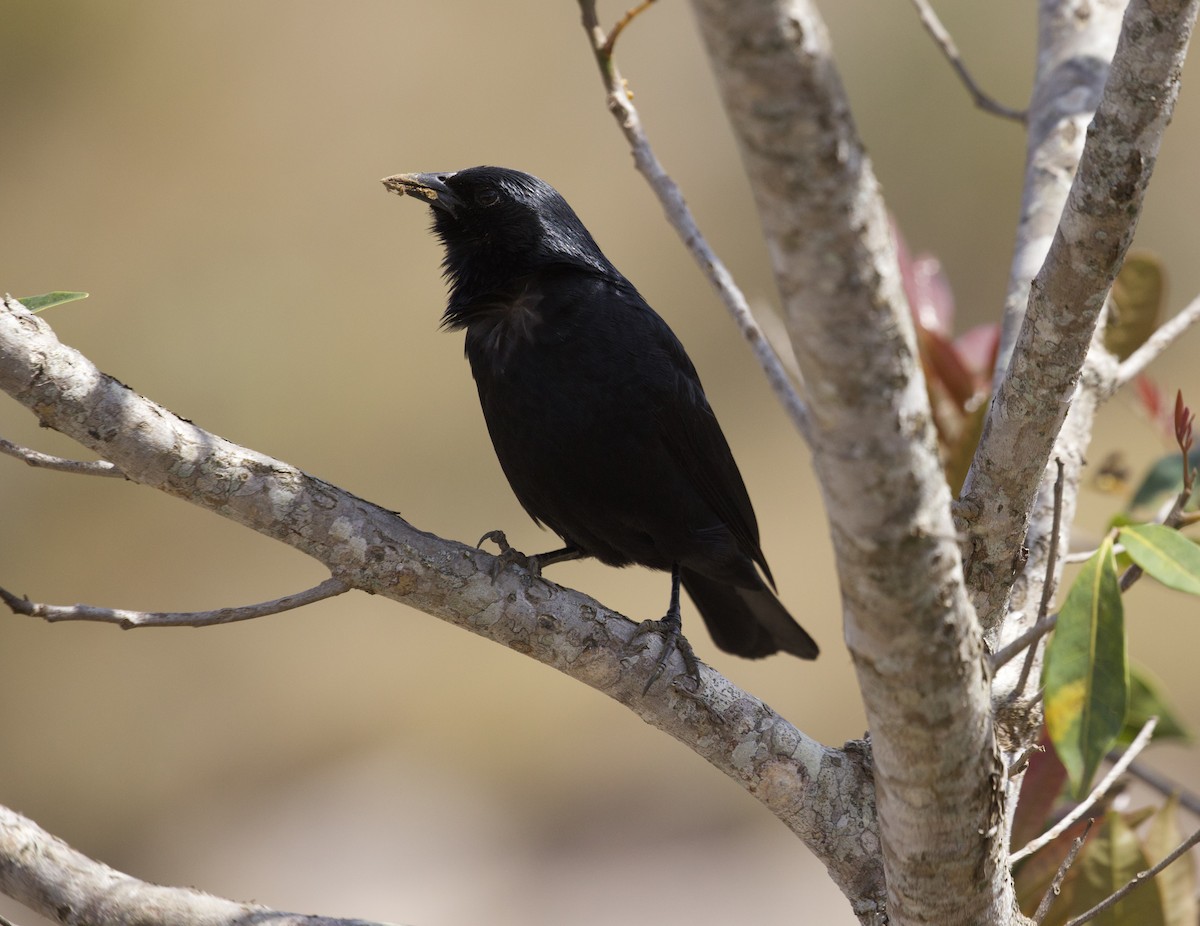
[0,295,881,907]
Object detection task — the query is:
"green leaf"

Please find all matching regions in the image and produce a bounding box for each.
[18,291,89,313]
[1117,666,1191,746]
[1129,449,1200,511]
[1071,811,1167,926]
[1044,538,1129,797]
[1120,523,1200,595]
[1144,796,1198,926]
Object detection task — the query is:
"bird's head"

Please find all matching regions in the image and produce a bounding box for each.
[382,166,615,294]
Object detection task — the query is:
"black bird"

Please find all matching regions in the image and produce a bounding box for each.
[383,166,818,686]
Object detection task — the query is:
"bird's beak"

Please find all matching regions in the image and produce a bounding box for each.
[381,172,461,216]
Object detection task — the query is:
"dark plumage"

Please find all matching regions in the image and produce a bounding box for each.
[383,166,818,678]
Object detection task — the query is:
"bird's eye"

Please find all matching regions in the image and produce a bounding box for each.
[476,189,500,207]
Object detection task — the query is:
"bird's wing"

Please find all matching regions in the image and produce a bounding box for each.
[642,304,775,587]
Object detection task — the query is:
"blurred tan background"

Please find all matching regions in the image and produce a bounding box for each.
[2,3,1198,924]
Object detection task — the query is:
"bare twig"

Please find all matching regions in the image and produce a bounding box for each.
[908,0,1025,121]
[1010,717,1158,863]
[1033,817,1094,925]
[0,437,124,478]
[1035,460,1067,627]
[576,0,812,440]
[1118,560,1145,594]
[1062,822,1200,926]
[1007,741,1042,777]
[0,577,351,628]
[1007,458,1066,697]
[991,610,1057,672]
[1115,292,1200,387]
[1062,547,1105,564]
[0,804,391,926]
[600,0,656,57]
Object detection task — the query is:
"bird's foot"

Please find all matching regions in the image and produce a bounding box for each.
[477,530,541,583]
[630,612,701,695]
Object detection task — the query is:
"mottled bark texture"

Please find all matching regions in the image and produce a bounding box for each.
[689,2,1002,923]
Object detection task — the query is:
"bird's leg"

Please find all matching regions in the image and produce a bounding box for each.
[476,530,584,582]
[631,564,701,694]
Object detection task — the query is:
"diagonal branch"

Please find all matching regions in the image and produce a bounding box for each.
[1033,818,1094,925]
[1063,822,1200,926]
[908,0,1026,121]
[957,0,1200,634]
[0,804,387,926]
[0,296,879,906]
[576,0,811,440]
[1009,716,1157,863]
[1115,291,1200,388]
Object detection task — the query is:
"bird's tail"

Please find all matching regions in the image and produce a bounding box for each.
[681,568,819,660]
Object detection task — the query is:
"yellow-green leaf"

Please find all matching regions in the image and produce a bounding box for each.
[1071,811,1167,926]
[1044,538,1129,797]
[18,291,89,313]
[1120,523,1200,595]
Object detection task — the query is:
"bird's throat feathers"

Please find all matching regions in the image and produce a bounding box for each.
[432,209,616,309]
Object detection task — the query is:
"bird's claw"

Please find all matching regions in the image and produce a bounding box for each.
[476,530,542,583]
[630,616,701,695]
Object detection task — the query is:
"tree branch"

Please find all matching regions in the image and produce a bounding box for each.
[1115,291,1200,388]
[908,0,1026,121]
[1033,817,1094,925]
[0,804,389,926]
[575,0,812,441]
[0,296,882,911]
[1009,716,1158,864]
[1062,822,1200,926]
[0,577,350,628]
[688,2,995,923]
[0,436,124,477]
[993,0,1127,379]
[958,0,1200,635]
